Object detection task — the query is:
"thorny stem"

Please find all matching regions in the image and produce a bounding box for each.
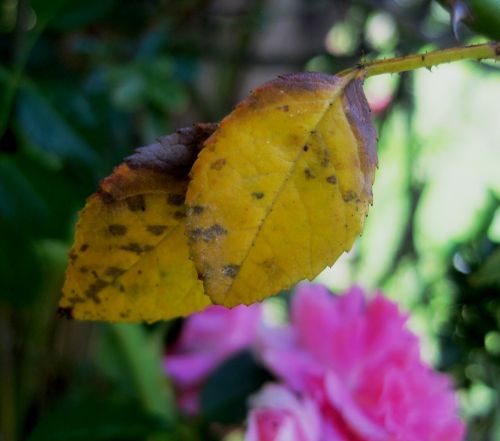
[338,42,499,78]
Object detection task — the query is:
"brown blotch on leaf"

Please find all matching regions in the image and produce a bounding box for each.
[173,210,186,220]
[147,225,167,236]
[85,279,109,303]
[252,192,265,200]
[222,264,240,278]
[189,205,205,215]
[98,191,115,204]
[326,175,337,184]
[126,195,146,211]
[57,307,74,319]
[105,266,126,279]
[119,285,125,293]
[69,252,78,262]
[67,296,85,305]
[211,158,227,170]
[79,266,89,274]
[189,224,227,242]
[304,168,315,179]
[320,149,331,167]
[342,190,358,202]
[79,244,89,252]
[303,145,309,152]
[109,224,128,236]
[167,193,184,206]
[119,242,155,255]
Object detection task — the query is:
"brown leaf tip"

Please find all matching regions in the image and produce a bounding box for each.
[125,123,217,177]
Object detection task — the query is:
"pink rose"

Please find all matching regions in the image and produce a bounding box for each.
[165,303,262,414]
[246,384,321,441]
[258,284,465,441]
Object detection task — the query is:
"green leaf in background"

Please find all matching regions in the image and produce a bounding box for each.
[16,87,98,166]
[27,391,169,441]
[96,324,175,423]
[201,350,273,424]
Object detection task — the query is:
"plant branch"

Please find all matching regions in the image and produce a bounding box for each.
[338,42,499,78]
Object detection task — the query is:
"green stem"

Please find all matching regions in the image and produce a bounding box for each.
[338,42,499,78]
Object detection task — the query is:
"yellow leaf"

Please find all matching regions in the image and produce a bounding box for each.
[186,72,377,306]
[59,124,216,322]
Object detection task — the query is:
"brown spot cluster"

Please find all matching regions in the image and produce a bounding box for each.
[342,190,359,203]
[189,224,227,242]
[147,225,167,236]
[109,224,128,236]
[126,195,146,212]
[119,242,155,254]
[167,193,184,206]
[189,205,205,215]
[105,266,126,278]
[326,175,337,184]
[304,168,315,179]
[252,192,265,200]
[211,158,226,170]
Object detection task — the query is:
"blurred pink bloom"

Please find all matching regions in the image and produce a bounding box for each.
[165,303,262,414]
[246,384,321,441]
[258,284,465,441]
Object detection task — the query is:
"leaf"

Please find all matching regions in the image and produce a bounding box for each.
[186,72,377,306]
[200,350,273,424]
[59,124,216,322]
[27,391,169,441]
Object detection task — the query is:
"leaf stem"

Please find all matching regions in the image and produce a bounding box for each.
[338,42,499,78]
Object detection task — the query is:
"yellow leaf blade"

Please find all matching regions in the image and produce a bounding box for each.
[186,73,377,307]
[60,125,216,322]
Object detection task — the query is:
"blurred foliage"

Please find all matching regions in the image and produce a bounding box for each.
[0,0,499,440]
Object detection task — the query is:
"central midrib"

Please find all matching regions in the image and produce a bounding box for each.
[220,72,357,299]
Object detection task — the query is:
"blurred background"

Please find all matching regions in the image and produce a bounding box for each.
[0,0,499,440]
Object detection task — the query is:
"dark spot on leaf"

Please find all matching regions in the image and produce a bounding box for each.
[173,210,186,220]
[321,149,330,167]
[190,205,205,215]
[91,270,99,279]
[69,252,78,262]
[167,193,184,206]
[343,190,358,202]
[304,168,315,179]
[126,195,146,211]
[119,285,125,293]
[119,242,154,254]
[303,145,309,152]
[67,296,85,305]
[57,307,74,319]
[79,266,89,274]
[85,279,109,303]
[105,267,126,279]
[277,104,289,112]
[222,264,240,278]
[109,224,128,236]
[252,192,264,200]
[147,225,167,236]
[326,175,337,184]
[189,224,227,242]
[137,270,142,275]
[211,158,226,170]
[99,191,115,204]
[80,244,89,252]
